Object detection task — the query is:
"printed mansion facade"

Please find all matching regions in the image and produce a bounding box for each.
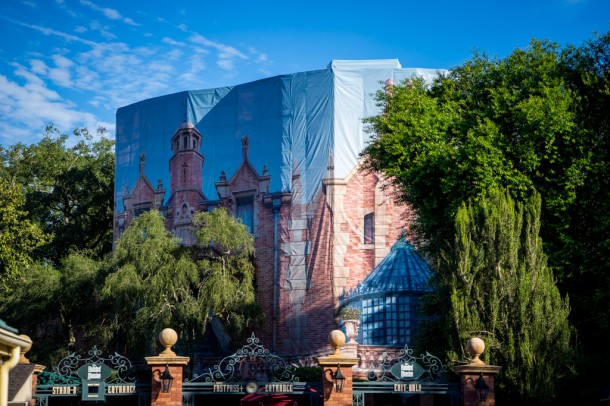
[113,60,439,357]
[114,120,410,357]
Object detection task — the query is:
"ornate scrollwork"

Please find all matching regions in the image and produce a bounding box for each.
[37,346,136,385]
[187,333,299,383]
[359,344,448,382]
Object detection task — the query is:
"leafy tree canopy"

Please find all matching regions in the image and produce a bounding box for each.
[363,33,610,401]
[0,177,49,288]
[103,208,259,358]
[0,253,105,366]
[363,40,587,257]
[0,126,114,263]
[446,190,572,404]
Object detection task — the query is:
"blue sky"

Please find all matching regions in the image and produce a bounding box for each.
[0,0,608,146]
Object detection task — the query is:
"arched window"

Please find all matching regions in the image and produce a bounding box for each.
[183,136,188,150]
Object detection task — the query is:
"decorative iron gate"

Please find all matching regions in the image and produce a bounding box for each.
[352,345,458,406]
[35,347,148,405]
[182,334,319,405]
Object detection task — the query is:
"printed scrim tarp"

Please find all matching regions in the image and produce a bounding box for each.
[114,59,442,213]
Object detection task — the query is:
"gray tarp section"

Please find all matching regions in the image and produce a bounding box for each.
[115,60,444,210]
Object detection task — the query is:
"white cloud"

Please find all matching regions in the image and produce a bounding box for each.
[189,34,248,59]
[0,15,101,48]
[88,21,116,40]
[0,13,273,144]
[52,54,74,68]
[189,33,249,72]
[30,59,48,75]
[47,54,74,88]
[178,53,207,87]
[79,0,139,26]
[217,59,234,71]
[162,37,186,47]
[0,73,106,145]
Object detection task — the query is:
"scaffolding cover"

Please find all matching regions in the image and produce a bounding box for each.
[115,60,443,210]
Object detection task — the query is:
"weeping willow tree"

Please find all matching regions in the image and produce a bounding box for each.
[446,189,572,404]
[103,208,260,358]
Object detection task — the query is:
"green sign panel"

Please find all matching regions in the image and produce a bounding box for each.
[390,362,424,381]
[76,363,113,401]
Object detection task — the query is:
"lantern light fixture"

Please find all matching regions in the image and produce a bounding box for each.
[475,372,489,401]
[160,364,174,393]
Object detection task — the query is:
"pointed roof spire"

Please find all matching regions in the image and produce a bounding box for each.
[139,153,145,175]
[241,135,249,161]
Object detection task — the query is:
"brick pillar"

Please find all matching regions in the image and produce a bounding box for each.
[454,365,501,406]
[318,356,358,406]
[145,357,189,406]
[145,328,190,406]
[31,365,45,406]
[318,330,358,406]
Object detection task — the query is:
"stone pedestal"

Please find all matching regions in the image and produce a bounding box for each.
[341,342,358,359]
[454,364,502,406]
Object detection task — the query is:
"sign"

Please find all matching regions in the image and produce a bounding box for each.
[264,384,293,393]
[106,385,136,394]
[390,361,424,381]
[394,383,422,392]
[213,383,245,393]
[76,363,113,401]
[51,386,78,395]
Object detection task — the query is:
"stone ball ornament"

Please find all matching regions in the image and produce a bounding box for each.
[18,334,32,363]
[159,328,178,356]
[329,329,346,355]
[467,336,486,365]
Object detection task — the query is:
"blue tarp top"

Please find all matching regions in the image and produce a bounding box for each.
[115,60,444,209]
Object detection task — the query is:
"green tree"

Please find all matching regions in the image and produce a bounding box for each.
[0,177,48,288]
[0,126,114,263]
[361,35,610,400]
[556,31,610,400]
[362,40,587,259]
[103,208,259,358]
[445,190,572,404]
[0,253,106,366]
